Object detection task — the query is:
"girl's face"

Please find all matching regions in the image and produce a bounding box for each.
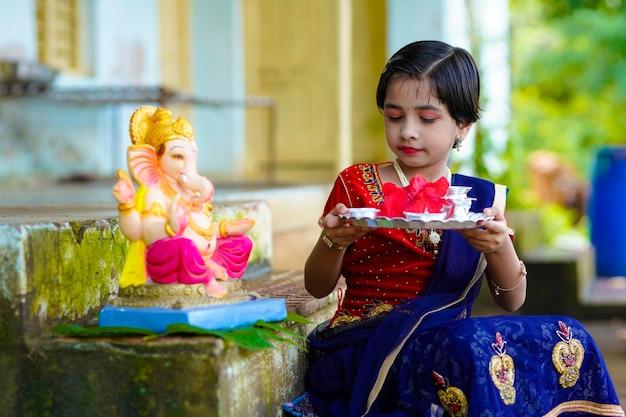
[383,77,468,181]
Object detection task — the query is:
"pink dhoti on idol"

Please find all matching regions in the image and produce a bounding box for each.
[145,235,253,285]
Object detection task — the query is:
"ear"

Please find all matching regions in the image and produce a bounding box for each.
[457,122,473,138]
[127,144,161,186]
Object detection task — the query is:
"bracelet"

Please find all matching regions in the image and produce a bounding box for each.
[164,222,177,237]
[117,200,136,213]
[492,260,527,296]
[219,220,228,238]
[320,231,345,250]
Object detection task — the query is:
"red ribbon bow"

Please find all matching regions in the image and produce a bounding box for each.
[379,175,449,217]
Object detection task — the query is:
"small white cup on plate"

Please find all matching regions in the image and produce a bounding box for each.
[347,207,380,219]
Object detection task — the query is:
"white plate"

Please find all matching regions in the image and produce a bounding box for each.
[340,212,494,230]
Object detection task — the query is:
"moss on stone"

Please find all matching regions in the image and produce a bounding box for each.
[23,220,127,334]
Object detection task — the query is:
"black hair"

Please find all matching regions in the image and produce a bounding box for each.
[375,40,481,125]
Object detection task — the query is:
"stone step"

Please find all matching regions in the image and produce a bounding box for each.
[7,272,334,417]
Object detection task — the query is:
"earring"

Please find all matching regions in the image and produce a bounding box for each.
[454,136,463,152]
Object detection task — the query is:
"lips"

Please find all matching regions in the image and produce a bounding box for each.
[399,146,420,155]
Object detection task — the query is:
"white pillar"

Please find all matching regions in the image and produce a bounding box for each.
[338,0,353,172]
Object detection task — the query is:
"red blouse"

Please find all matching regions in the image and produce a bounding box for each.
[324,163,443,328]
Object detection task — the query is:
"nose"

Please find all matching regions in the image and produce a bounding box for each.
[400,117,419,141]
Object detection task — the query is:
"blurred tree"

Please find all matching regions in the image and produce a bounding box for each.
[501,0,626,210]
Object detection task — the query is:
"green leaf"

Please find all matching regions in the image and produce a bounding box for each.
[164,323,230,337]
[221,328,276,350]
[165,323,277,350]
[285,311,315,325]
[53,323,157,337]
[259,329,308,352]
[254,320,307,340]
[52,311,316,351]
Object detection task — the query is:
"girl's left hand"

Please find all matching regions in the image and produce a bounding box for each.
[457,207,511,254]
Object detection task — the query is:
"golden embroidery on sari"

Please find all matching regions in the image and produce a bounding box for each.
[330,300,395,328]
[363,300,394,317]
[489,332,516,405]
[432,371,468,417]
[552,320,585,388]
[358,164,384,204]
[329,312,361,328]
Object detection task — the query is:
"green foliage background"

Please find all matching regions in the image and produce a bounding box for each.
[501,0,626,211]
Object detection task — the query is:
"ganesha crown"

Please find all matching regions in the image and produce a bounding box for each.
[129,106,195,149]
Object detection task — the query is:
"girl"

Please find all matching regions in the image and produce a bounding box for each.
[284,41,623,417]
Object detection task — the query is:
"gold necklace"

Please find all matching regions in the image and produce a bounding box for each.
[393,159,451,186]
[187,218,215,240]
[393,159,447,255]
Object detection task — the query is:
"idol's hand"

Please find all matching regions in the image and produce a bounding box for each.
[219,218,255,237]
[167,194,189,236]
[458,207,511,254]
[111,169,135,205]
[320,203,372,248]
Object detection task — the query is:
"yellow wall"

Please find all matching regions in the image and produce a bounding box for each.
[351,0,388,166]
[158,0,192,119]
[243,0,387,183]
[156,0,387,183]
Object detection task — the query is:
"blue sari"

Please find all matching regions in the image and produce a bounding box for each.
[285,175,624,417]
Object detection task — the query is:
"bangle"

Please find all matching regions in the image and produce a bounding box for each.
[219,220,228,238]
[165,222,177,237]
[492,260,527,295]
[320,231,345,250]
[117,200,136,213]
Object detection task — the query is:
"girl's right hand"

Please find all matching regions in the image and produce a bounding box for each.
[321,203,372,248]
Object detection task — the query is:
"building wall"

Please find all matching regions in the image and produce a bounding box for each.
[0,0,509,187]
[0,0,162,184]
[242,0,388,184]
[190,0,246,181]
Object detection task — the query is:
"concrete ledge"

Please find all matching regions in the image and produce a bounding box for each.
[519,246,626,319]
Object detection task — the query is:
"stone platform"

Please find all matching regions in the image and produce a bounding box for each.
[0,192,336,417]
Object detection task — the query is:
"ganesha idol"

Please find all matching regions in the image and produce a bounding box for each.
[101,106,287,331]
[110,105,255,306]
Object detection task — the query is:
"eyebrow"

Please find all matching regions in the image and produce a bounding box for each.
[383,103,443,112]
[168,145,185,152]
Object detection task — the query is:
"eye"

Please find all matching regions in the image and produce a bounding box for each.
[385,111,403,122]
[418,111,440,124]
[171,154,184,160]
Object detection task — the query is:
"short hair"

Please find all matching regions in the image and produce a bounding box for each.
[375,40,481,124]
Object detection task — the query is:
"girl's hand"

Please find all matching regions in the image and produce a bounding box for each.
[458,207,511,254]
[320,203,372,248]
